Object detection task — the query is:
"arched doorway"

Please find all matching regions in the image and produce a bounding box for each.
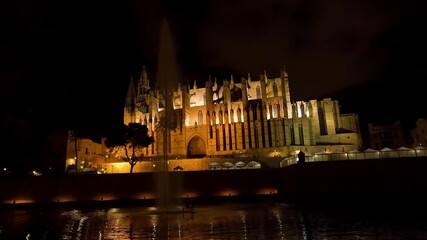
[187,135,206,158]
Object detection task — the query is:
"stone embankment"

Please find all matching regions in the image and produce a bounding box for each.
[1,157,427,207]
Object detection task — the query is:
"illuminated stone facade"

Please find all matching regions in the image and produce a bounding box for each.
[124,66,362,160]
[65,131,108,173]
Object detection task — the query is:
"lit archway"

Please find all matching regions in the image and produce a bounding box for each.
[187,135,206,158]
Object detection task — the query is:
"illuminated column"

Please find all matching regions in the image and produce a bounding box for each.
[263,104,269,147]
[229,110,236,150]
[308,100,320,138]
[294,120,301,145]
[260,75,268,148]
[218,123,224,151]
[333,100,342,129]
[235,107,243,149]
[323,98,337,135]
[241,77,248,106]
[156,127,164,155]
[210,124,218,153]
[271,120,277,147]
[223,80,231,110]
[207,113,215,154]
[152,131,156,156]
[284,120,291,146]
[236,122,243,150]
[256,104,263,148]
[301,118,312,146]
[278,119,285,146]
[224,110,230,151]
[280,65,292,118]
[242,108,249,149]
[249,107,256,148]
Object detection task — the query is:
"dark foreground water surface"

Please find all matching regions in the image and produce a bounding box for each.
[1,199,427,239]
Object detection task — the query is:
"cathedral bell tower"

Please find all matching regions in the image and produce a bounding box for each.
[136,65,150,113]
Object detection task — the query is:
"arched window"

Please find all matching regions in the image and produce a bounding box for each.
[273,82,278,97]
[198,110,203,125]
[273,104,278,118]
[256,86,261,99]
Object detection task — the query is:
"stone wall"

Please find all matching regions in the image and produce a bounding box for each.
[4,157,426,206]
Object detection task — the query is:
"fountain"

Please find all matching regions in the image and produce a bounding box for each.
[153,17,184,214]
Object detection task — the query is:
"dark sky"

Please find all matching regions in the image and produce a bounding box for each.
[1,0,426,133]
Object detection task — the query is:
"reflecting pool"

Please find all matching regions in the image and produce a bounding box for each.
[1,200,427,239]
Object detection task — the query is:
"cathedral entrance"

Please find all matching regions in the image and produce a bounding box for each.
[187,135,206,158]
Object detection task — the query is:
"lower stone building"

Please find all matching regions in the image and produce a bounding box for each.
[410,118,427,148]
[368,121,406,149]
[64,130,108,174]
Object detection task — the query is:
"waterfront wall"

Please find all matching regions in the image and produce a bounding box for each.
[2,157,427,206]
[0,169,277,205]
[276,156,427,202]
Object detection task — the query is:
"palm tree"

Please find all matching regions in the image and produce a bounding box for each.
[67,129,79,174]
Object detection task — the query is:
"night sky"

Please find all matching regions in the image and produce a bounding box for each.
[1,0,426,134]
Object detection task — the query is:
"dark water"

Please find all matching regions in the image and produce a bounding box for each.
[1,200,427,239]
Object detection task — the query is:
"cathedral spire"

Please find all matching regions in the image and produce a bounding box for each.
[280,65,288,78]
[124,76,136,124]
[193,80,197,89]
[213,77,218,91]
[140,65,150,90]
[264,70,268,84]
[126,76,136,107]
[230,74,234,89]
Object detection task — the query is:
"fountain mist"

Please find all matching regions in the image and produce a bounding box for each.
[154,17,183,213]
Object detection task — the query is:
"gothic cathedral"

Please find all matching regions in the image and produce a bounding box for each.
[124,66,362,160]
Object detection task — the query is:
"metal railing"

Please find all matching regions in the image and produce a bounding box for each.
[280,148,427,167]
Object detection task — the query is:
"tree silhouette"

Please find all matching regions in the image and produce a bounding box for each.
[105,123,154,173]
[67,130,79,174]
[155,111,177,133]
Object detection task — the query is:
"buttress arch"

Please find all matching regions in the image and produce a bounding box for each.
[187,134,206,158]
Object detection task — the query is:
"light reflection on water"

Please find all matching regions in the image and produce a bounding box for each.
[1,201,427,239]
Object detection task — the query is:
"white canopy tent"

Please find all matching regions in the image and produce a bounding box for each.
[222,162,234,169]
[247,161,261,169]
[235,161,246,169]
[380,147,398,158]
[331,150,347,160]
[396,146,416,157]
[208,162,220,170]
[415,145,427,156]
[364,148,380,159]
[347,149,365,160]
